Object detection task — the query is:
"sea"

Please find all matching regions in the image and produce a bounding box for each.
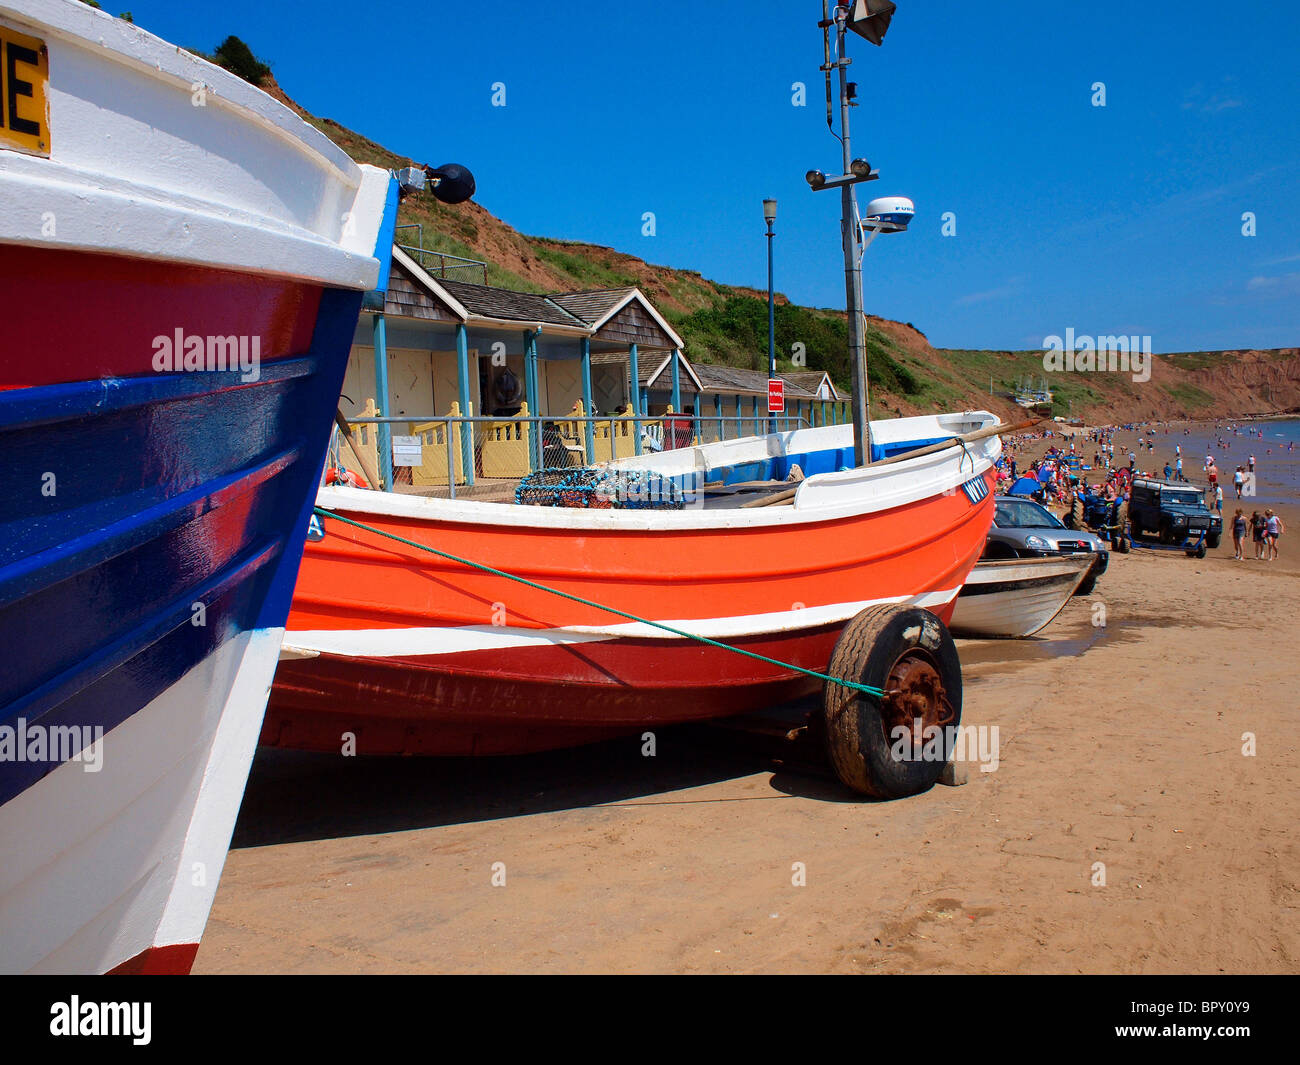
[1130,418,1300,507]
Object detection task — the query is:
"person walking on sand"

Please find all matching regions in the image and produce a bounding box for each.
[1251,510,1267,559]
[1234,466,1244,499]
[1249,454,1255,471]
[1213,484,1223,514]
[1265,510,1284,561]
[1164,461,1174,481]
[1232,508,1247,560]
[1175,456,1184,481]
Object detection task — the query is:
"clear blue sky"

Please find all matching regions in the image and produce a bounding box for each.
[125,0,1298,353]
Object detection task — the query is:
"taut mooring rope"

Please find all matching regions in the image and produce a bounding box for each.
[312,507,885,697]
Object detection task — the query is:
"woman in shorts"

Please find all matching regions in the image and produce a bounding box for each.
[1251,511,1267,559]
[1265,510,1284,561]
[1232,509,1247,560]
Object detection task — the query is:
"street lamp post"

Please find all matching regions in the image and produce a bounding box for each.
[764,197,777,433]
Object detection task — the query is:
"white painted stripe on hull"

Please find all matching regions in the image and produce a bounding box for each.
[0,628,283,974]
[282,589,960,660]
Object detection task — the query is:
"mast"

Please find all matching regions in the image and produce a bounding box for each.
[835,12,872,467]
[810,1,897,467]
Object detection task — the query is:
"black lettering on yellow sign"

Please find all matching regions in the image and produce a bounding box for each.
[0,24,48,156]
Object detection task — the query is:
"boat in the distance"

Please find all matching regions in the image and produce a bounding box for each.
[1,0,393,974]
[948,556,1093,639]
[266,413,1001,762]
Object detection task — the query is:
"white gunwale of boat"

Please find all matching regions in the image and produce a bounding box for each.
[949,554,1093,639]
[315,413,1004,532]
[0,0,387,289]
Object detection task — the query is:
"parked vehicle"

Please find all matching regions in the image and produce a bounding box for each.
[982,496,1108,596]
[1128,478,1222,548]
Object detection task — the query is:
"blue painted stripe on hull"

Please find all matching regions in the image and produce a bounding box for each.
[0,288,361,806]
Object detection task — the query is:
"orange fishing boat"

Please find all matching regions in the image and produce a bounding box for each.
[265,413,1001,790]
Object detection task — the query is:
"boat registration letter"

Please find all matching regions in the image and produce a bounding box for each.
[0,23,48,157]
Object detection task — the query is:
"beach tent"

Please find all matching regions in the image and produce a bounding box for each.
[1037,467,1054,483]
[1009,476,1041,497]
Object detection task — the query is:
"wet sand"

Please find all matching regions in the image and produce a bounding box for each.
[195,423,1300,974]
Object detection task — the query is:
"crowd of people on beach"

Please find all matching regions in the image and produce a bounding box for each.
[994,419,1288,559]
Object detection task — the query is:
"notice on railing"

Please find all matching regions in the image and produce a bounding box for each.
[392,435,423,467]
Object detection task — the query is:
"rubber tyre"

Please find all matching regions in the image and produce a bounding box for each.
[822,605,963,800]
[1206,533,1221,549]
[1076,574,1097,596]
[1193,543,1207,559]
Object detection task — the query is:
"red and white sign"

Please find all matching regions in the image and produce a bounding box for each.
[767,378,784,413]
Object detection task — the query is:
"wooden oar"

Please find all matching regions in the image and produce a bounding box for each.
[333,408,385,490]
[739,417,1038,509]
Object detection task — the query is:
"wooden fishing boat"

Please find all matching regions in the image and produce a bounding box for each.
[948,555,1093,639]
[266,413,1002,771]
[0,0,393,973]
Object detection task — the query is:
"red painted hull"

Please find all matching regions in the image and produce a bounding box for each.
[0,244,321,390]
[107,943,201,976]
[265,464,996,756]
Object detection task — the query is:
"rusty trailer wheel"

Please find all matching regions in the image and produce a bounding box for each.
[822,604,963,799]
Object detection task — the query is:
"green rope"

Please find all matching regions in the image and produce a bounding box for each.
[313,506,885,698]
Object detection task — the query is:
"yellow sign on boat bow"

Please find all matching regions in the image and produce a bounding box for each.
[0,23,49,157]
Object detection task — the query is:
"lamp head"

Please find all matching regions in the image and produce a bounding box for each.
[844,0,897,46]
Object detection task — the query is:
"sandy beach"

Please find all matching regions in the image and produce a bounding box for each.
[194,421,1300,975]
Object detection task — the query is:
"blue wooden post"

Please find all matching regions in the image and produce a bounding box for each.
[670,348,682,414]
[628,342,641,456]
[714,394,723,441]
[580,336,595,463]
[751,395,759,435]
[692,392,700,441]
[455,323,474,485]
[373,312,392,490]
[524,329,539,469]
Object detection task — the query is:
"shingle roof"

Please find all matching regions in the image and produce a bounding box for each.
[640,351,703,393]
[439,280,589,328]
[693,364,817,399]
[546,288,636,324]
[780,371,837,397]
